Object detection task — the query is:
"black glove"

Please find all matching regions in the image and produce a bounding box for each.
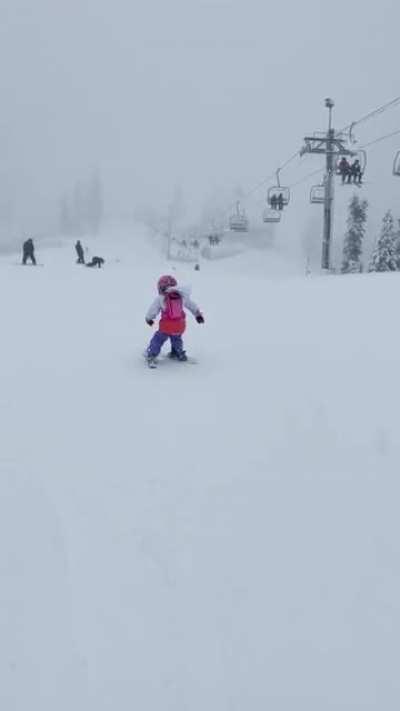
[146,319,154,326]
[196,314,204,324]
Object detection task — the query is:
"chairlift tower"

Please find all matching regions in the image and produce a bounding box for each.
[300,98,354,270]
[323,98,335,271]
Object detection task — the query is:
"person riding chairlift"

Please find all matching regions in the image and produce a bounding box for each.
[349,159,362,184]
[338,156,351,184]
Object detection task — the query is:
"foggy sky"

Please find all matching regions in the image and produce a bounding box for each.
[1,0,399,238]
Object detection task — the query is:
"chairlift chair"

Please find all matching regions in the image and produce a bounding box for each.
[310,185,325,204]
[262,208,281,223]
[229,214,249,232]
[336,149,367,184]
[342,149,366,175]
[229,201,249,232]
[267,186,290,208]
[393,151,400,176]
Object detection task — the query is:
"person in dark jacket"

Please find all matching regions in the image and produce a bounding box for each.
[75,240,85,264]
[338,156,350,184]
[349,159,362,184]
[86,256,105,268]
[22,238,36,265]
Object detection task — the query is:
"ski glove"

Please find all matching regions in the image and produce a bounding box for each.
[146,319,154,326]
[196,314,205,324]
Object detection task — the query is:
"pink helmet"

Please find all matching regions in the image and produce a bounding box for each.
[157,274,177,294]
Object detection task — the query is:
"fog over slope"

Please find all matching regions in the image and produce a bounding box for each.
[1,0,400,258]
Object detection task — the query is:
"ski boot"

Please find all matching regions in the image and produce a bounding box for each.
[146,354,157,369]
[168,350,188,362]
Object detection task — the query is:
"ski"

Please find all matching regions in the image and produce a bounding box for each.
[142,353,197,369]
[12,263,45,267]
[161,355,198,365]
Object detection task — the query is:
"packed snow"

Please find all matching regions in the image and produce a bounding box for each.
[1,229,400,710]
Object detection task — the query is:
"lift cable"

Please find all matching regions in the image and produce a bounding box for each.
[290,167,325,189]
[339,95,400,138]
[357,127,400,151]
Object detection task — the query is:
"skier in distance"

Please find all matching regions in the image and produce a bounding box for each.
[86,256,105,268]
[22,238,36,265]
[75,240,85,264]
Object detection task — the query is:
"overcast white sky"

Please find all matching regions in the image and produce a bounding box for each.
[0,0,399,236]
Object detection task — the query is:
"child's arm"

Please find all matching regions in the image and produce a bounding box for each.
[146,297,162,323]
[183,294,204,322]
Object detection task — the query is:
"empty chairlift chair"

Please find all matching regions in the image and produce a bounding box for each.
[229,202,249,232]
[393,151,400,176]
[310,184,325,204]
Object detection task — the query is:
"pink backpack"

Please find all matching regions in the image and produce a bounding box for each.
[163,291,184,319]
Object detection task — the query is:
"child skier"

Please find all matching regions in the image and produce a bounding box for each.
[145,274,204,366]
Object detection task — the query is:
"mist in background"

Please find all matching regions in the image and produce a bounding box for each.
[0,0,399,261]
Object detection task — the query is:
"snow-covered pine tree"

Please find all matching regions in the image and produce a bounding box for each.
[392,218,400,269]
[369,210,397,272]
[341,194,368,273]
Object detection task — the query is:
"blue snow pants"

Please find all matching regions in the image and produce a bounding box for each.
[147,331,184,357]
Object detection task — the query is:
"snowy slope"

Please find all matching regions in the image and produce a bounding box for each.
[1,232,400,710]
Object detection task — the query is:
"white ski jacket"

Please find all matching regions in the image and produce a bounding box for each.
[145,287,201,322]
